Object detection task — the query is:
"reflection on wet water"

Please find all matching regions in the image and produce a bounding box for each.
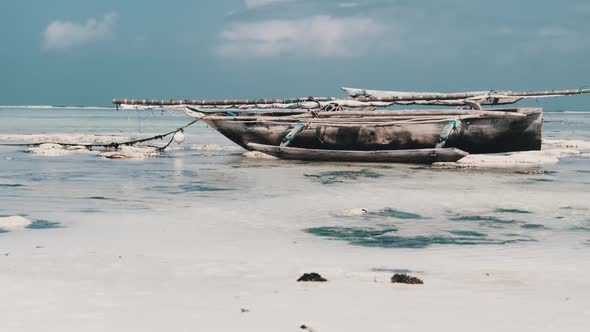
[495,208,532,214]
[450,216,518,224]
[370,268,423,274]
[305,225,536,248]
[177,183,234,192]
[370,208,429,220]
[448,230,487,237]
[85,196,116,201]
[521,224,549,230]
[304,169,384,185]
[27,220,61,229]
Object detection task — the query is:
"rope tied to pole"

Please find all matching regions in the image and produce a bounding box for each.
[0,119,200,152]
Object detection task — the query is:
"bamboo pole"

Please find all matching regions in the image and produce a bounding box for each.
[257,118,475,127]
[112,89,590,106]
[201,110,527,123]
[112,97,331,106]
[351,89,590,102]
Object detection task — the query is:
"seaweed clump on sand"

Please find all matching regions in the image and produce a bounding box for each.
[391,273,424,285]
[297,273,328,282]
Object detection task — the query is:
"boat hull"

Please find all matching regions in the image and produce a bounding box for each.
[203,108,542,154]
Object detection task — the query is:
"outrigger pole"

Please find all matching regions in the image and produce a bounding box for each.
[111,96,332,107]
[346,88,590,102]
[112,88,590,108]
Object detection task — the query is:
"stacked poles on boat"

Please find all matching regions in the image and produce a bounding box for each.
[112,88,590,109]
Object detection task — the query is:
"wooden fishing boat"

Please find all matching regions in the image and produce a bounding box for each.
[111,87,589,160]
[247,143,469,163]
[191,108,542,154]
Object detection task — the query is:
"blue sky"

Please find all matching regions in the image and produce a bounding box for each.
[1,0,590,108]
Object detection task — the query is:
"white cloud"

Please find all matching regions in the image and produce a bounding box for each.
[43,13,117,50]
[575,3,590,13]
[537,26,585,52]
[217,15,390,58]
[245,0,295,8]
[338,3,360,8]
[497,26,587,64]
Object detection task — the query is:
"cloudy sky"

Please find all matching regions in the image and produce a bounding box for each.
[1,0,590,107]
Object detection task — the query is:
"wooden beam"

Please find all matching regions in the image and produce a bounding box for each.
[112,97,331,106]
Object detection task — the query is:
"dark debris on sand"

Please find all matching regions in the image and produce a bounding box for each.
[391,273,424,285]
[297,273,327,282]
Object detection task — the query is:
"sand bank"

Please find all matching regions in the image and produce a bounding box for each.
[26,143,98,156]
[0,134,129,144]
[0,216,31,231]
[191,144,243,151]
[435,148,581,168]
[98,146,160,159]
[243,151,280,160]
[0,209,588,332]
[543,139,590,150]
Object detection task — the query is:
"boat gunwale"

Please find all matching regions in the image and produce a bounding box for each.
[198,108,540,123]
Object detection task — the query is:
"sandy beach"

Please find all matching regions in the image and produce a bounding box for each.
[2,203,589,331]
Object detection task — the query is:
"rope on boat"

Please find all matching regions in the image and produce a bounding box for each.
[321,103,345,112]
[436,120,460,148]
[280,123,306,147]
[0,119,200,151]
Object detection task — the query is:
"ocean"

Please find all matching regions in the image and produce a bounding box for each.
[1,107,589,331]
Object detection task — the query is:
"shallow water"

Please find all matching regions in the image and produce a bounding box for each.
[2,108,590,332]
[1,108,590,249]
